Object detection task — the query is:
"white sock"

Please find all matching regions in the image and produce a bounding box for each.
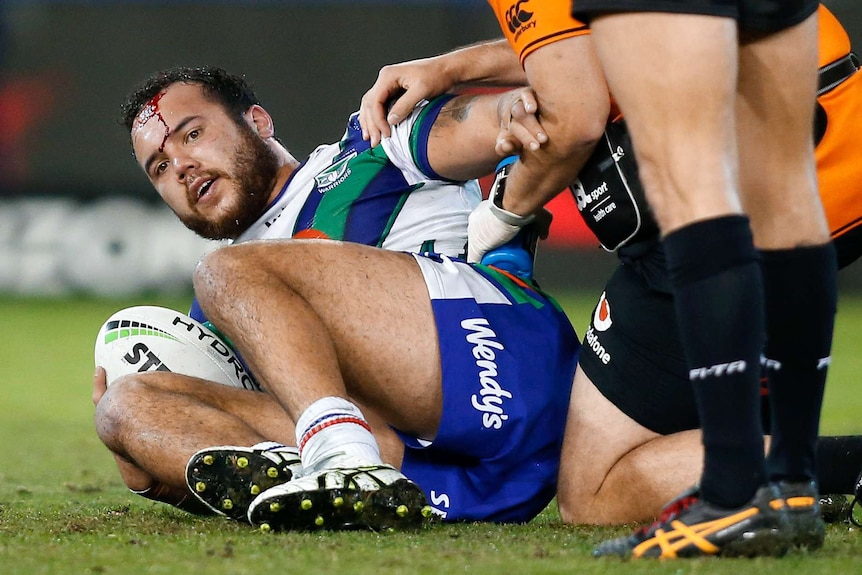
[295,396,382,472]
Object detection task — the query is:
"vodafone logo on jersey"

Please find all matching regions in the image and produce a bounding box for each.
[585,292,612,365]
[593,292,613,332]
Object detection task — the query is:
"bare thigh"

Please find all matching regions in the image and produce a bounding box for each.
[557,367,777,524]
[195,240,443,439]
[590,13,742,233]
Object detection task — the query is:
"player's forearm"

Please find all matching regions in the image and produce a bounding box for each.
[427,93,513,181]
[496,104,607,216]
[501,158,582,216]
[500,59,611,216]
[500,129,603,217]
[438,38,527,89]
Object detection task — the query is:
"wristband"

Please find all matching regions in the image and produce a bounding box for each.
[489,156,535,227]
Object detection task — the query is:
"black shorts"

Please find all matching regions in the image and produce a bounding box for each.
[578,242,772,435]
[572,0,817,33]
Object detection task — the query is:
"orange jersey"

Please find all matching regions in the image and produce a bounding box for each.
[815,4,862,243]
[486,0,589,66]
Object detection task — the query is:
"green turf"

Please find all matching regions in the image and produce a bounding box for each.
[0,292,860,574]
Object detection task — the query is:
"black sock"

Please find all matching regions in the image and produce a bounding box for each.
[762,244,837,484]
[664,215,766,508]
[816,436,862,494]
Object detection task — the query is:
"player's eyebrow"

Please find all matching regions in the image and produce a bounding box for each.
[142,115,201,175]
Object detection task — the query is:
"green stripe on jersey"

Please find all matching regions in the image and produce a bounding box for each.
[312,146,389,240]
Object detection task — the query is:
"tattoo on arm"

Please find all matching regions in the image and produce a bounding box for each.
[437,95,479,126]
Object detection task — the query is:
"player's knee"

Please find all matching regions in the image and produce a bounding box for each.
[195,246,228,287]
[557,494,578,524]
[93,375,148,449]
[193,245,248,304]
[557,488,597,525]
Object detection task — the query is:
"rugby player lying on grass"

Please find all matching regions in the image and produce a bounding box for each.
[94,65,577,531]
[96,49,862,534]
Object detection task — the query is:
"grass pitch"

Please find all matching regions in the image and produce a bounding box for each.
[1,291,861,574]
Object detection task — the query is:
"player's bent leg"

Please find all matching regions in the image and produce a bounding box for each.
[193,241,440,530]
[185,403,406,522]
[194,239,444,441]
[95,372,296,490]
[96,370,407,519]
[558,367,686,525]
[245,252,578,529]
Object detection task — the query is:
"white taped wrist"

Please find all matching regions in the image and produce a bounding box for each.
[489,200,535,226]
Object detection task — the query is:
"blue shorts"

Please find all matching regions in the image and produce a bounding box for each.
[398,254,580,523]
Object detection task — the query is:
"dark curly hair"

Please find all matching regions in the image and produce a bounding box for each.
[120,66,260,133]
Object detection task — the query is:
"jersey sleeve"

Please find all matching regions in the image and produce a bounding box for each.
[381,94,459,183]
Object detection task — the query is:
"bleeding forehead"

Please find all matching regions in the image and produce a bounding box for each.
[131,84,208,149]
[134,91,165,130]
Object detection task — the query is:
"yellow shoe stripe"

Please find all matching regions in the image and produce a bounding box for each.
[633,507,759,558]
[785,496,815,509]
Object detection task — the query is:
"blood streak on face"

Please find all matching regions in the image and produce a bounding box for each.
[135,91,171,152]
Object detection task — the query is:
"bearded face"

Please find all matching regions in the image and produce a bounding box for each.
[175,121,279,240]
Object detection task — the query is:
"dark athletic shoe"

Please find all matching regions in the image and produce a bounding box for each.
[818,493,852,524]
[593,485,790,559]
[186,442,301,521]
[776,480,825,550]
[247,458,433,532]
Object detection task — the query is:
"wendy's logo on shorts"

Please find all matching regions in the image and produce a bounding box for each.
[461,318,512,430]
[505,0,534,35]
[593,291,613,332]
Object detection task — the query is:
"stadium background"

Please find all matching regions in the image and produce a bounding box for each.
[1,0,860,296]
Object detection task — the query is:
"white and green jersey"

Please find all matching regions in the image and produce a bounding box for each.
[234,95,480,258]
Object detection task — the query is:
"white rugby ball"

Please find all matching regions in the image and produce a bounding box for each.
[94,305,259,391]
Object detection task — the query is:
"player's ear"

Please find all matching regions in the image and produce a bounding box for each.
[247,104,275,139]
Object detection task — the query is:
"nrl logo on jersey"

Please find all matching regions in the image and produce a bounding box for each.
[315,151,357,193]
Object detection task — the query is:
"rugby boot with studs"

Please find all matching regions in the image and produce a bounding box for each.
[247,456,433,532]
[186,441,301,521]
